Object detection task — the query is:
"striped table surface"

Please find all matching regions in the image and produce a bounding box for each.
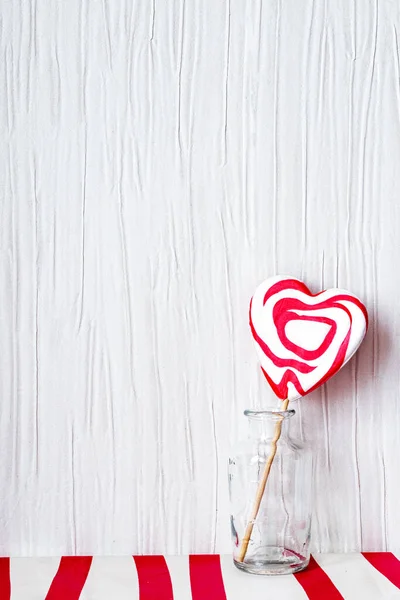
[0,553,399,599]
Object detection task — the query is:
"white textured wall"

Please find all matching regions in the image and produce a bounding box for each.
[0,0,399,556]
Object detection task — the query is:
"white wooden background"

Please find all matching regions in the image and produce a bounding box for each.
[0,0,399,556]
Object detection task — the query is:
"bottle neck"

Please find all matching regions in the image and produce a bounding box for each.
[245,408,295,441]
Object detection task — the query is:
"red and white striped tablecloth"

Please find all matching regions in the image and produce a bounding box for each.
[0,553,399,599]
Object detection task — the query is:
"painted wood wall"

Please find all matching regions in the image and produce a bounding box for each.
[0,0,399,555]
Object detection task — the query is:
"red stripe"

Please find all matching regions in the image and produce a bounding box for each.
[0,558,11,599]
[262,278,369,330]
[261,366,308,400]
[45,556,92,599]
[273,300,337,360]
[294,556,344,599]
[263,278,312,304]
[362,552,400,589]
[133,555,173,600]
[189,555,227,600]
[250,299,316,375]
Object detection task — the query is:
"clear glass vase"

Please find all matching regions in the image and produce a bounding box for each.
[228,407,313,575]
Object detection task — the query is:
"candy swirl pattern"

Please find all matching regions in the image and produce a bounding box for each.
[250,276,368,401]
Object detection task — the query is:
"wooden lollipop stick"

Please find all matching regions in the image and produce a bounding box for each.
[237,398,290,563]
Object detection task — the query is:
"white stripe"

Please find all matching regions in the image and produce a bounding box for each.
[10,557,61,600]
[80,556,139,600]
[164,556,192,600]
[314,553,400,600]
[219,555,308,600]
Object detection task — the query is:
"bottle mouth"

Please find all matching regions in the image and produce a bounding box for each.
[244,407,296,420]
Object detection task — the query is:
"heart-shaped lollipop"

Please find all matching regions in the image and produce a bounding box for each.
[238,276,368,563]
[249,276,368,401]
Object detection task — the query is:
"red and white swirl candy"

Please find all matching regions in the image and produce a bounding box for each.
[250,276,368,401]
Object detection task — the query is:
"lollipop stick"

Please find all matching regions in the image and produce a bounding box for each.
[237,398,290,563]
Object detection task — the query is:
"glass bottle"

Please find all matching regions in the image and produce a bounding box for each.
[228,407,313,575]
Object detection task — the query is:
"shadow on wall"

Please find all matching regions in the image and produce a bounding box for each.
[299,316,393,552]
[301,312,392,419]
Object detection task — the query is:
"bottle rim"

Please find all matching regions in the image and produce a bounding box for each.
[244,408,296,419]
